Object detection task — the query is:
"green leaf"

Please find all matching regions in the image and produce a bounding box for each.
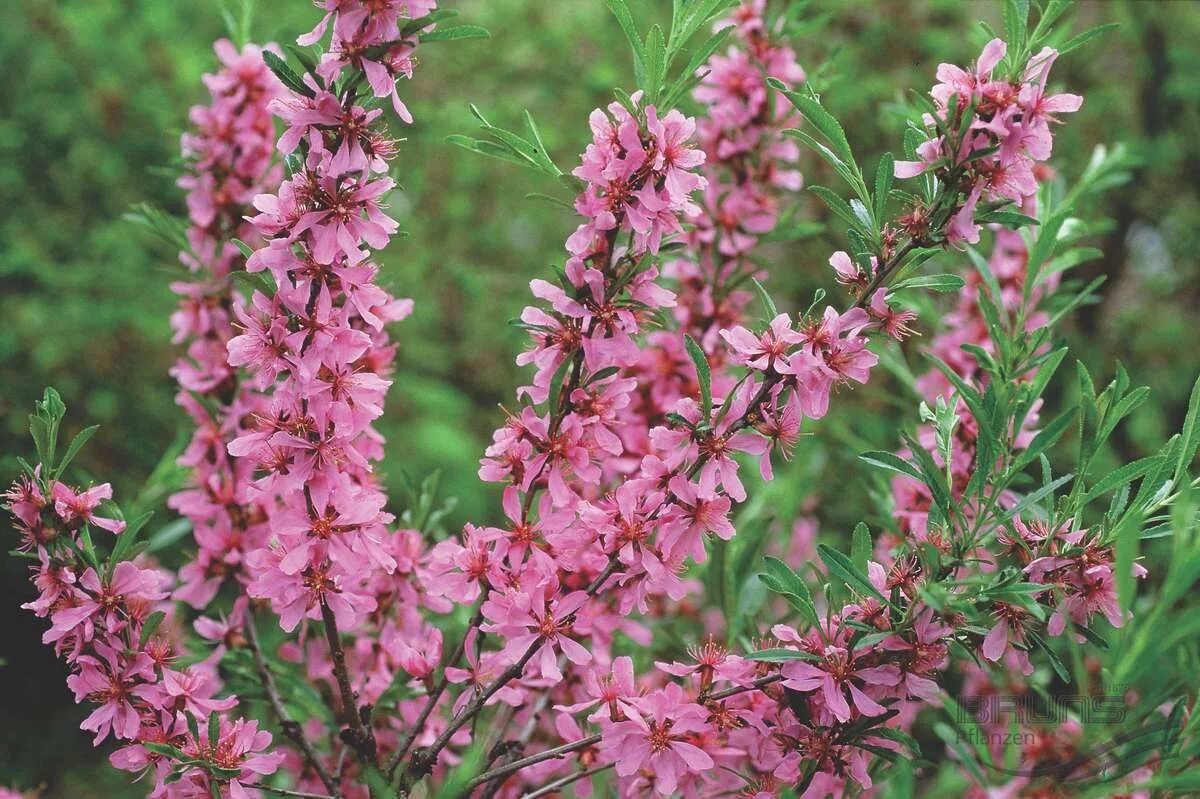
[1084,455,1161,505]
[1176,373,1200,482]
[974,209,1040,228]
[521,110,561,176]
[261,50,314,98]
[874,153,893,227]
[1001,473,1074,521]
[757,557,818,626]
[808,185,867,234]
[775,83,855,167]
[1029,631,1070,683]
[859,450,923,483]
[891,274,965,293]
[851,522,872,572]
[207,711,220,748]
[1058,22,1120,55]
[143,741,187,761]
[661,25,733,109]
[818,543,887,604]
[140,610,166,649]
[547,357,574,416]
[1009,407,1076,474]
[643,24,667,99]
[750,278,778,319]
[419,24,490,43]
[446,134,529,168]
[107,511,152,575]
[1003,0,1030,55]
[606,0,646,68]
[53,425,99,480]
[745,648,819,663]
[231,238,255,259]
[685,335,712,417]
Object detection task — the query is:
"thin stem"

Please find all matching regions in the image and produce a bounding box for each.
[463,735,602,793]
[703,673,784,702]
[246,613,341,798]
[247,784,336,799]
[521,764,614,799]
[319,599,376,765]
[384,596,488,777]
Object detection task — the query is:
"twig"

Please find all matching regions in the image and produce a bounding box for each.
[319,598,377,765]
[384,595,489,777]
[246,613,341,797]
[247,784,336,799]
[521,764,614,799]
[462,734,602,793]
[703,673,784,702]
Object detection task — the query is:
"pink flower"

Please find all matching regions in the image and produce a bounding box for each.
[720,313,802,372]
[65,643,154,744]
[51,483,126,534]
[599,683,714,796]
[482,584,592,681]
[554,655,640,722]
[781,645,900,723]
[45,562,168,645]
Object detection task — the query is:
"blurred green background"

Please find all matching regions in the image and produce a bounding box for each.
[1,0,1197,794]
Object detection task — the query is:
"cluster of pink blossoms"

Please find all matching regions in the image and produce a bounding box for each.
[169,40,284,611]
[889,39,1081,247]
[625,0,807,452]
[5,4,1126,798]
[227,1,426,637]
[424,17,914,795]
[5,471,284,798]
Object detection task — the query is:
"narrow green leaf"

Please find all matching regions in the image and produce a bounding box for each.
[140,610,166,648]
[419,24,490,42]
[750,278,778,319]
[891,274,965,293]
[874,153,893,227]
[232,238,255,259]
[1058,23,1120,55]
[261,50,313,98]
[818,543,887,604]
[745,648,819,663]
[851,522,872,572]
[546,356,575,416]
[859,450,923,483]
[685,335,712,417]
[1176,373,1200,482]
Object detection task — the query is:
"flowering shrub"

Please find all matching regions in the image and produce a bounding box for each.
[6,1,1200,798]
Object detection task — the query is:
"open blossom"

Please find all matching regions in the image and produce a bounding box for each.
[51,482,126,534]
[482,582,592,681]
[781,644,900,723]
[895,39,1080,246]
[598,683,714,796]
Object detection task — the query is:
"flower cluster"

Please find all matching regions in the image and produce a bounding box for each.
[4,470,284,797]
[7,4,1148,798]
[419,13,919,793]
[228,2,425,636]
[894,39,1081,246]
[624,0,807,453]
[169,39,284,611]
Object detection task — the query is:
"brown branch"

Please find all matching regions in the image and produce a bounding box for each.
[319,598,377,766]
[245,614,341,797]
[383,595,488,777]
[521,764,614,799]
[247,784,336,799]
[462,734,602,794]
[703,673,784,702]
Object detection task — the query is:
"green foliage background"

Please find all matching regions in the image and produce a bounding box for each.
[0,0,1197,795]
